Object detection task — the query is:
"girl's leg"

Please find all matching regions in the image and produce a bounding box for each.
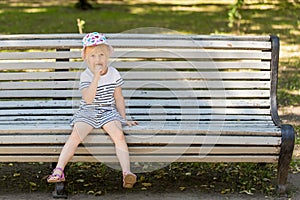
[102,120,130,173]
[48,122,93,182]
[102,120,136,188]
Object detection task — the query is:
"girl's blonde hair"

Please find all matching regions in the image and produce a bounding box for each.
[83,44,111,59]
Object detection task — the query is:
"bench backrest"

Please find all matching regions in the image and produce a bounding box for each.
[0,34,279,125]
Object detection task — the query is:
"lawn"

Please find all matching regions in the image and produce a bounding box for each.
[0,0,299,196]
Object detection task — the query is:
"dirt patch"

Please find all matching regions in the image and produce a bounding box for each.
[0,162,299,200]
[279,106,300,127]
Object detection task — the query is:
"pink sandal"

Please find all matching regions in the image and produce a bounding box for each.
[47,167,65,183]
[123,171,137,189]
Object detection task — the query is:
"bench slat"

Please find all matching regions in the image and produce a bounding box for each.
[121,71,271,80]
[0,99,271,108]
[0,135,281,145]
[129,115,273,121]
[0,100,271,114]
[0,50,271,60]
[0,72,79,80]
[0,155,278,163]
[112,39,272,49]
[0,99,273,109]
[0,51,80,60]
[114,50,272,59]
[0,39,271,49]
[0,80,271,90]
[0,33,271,41]
[0,71,270,81]
[0,89,270,98]
[113,61,271,69]
[0,81,79,90]
[0,62,83,71]
[127,99,271,107]
[0,114,273,122]
[0,146,280,155]
[0,119,278,126]
[0,108,272,115]
[0,121,281,135]
[0,100,77,108]
[127,108,272,115]
[123,90,270,98]
[0,61,270,71]
[123,80,271,89]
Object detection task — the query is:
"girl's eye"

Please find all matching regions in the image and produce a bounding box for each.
[89,53,105,58]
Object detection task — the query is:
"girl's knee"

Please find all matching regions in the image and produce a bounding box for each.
[113,120,123,132]
[103,121,126,143]
[110,129,127,146]
[70,122,93,143]
[69,131,84,143]
[70,128,87,143]
[114,131,126,143]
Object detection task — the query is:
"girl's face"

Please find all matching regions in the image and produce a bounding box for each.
[84,45,110,75]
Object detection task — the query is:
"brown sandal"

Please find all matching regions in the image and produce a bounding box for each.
[123,171,137,188]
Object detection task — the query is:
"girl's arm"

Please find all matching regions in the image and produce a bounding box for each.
[81,73,101,104]
[114,86,138,126]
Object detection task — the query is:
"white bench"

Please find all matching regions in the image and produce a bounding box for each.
[0,34,295,197]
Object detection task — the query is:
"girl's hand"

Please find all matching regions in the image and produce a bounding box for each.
[126,121,138,127]
[94,65,103,77]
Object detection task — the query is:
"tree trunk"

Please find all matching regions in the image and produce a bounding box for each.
[75,0,93,10]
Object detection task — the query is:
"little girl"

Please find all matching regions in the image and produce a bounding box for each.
[47,32,138,189]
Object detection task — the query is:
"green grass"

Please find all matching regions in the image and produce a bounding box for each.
[0,1,231,34]
[0,1,298,39]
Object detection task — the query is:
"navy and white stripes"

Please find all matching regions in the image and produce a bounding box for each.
[70,67,126,128]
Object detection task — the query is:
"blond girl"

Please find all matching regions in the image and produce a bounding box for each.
[47,32,138,189]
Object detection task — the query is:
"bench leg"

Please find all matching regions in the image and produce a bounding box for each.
[277,124,295,196]
[52,182,68,199]
[50,162,68,199]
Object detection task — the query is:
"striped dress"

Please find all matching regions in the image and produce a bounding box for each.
[70,66,126,128]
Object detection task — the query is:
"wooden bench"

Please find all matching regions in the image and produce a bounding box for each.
[0,34,295,197]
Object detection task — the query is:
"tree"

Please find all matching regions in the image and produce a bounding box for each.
[75,0,93,10]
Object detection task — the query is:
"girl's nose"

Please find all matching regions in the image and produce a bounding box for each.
[95,55,101,62]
